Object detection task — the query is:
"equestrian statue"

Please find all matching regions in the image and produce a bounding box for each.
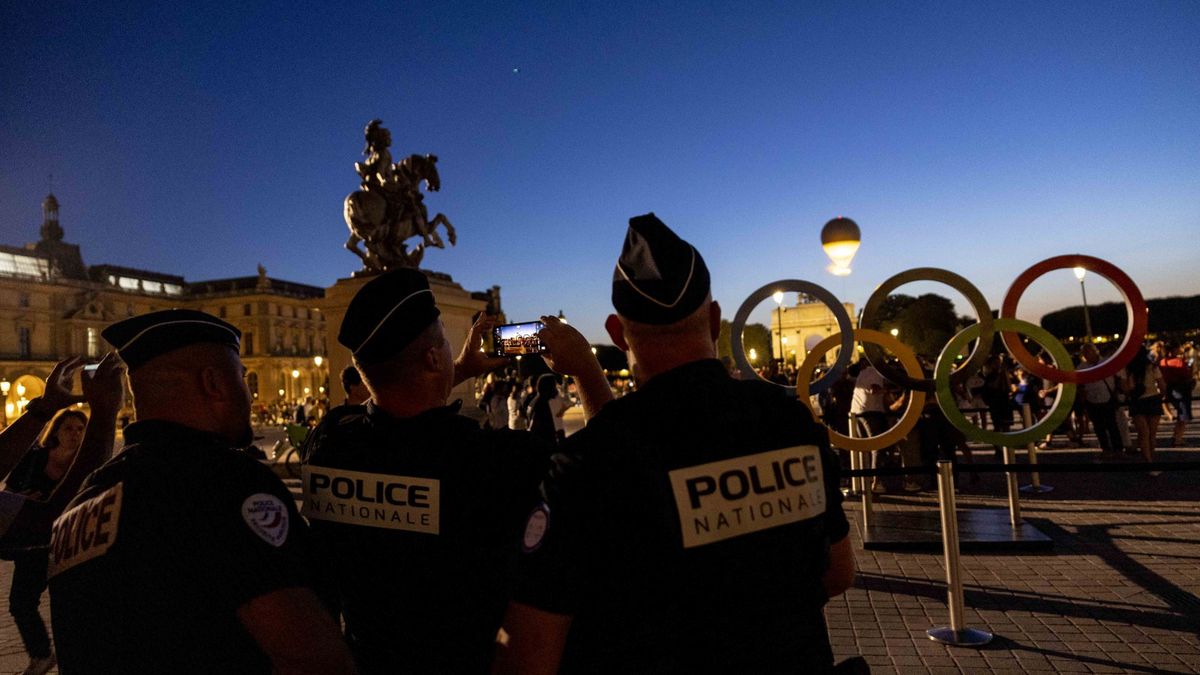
[343,119,457,271]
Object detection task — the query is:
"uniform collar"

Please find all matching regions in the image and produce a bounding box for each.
[122,419,231,449]
[637,358,728,392]
[365,399,464,426]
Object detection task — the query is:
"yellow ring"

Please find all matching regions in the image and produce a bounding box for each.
[797,329,926,453]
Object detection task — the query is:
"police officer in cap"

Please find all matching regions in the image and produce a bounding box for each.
[48,309,354,675]
[495,214,856,674]
[302,268,611,674]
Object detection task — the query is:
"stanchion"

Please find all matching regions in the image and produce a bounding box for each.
[861,450,874,531]
[1003,446,1021,528]
[1019,403,1054,494]
[847,413,862,497]
[927,460,993,647]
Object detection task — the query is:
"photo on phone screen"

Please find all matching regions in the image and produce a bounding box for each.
[492,321,546,357]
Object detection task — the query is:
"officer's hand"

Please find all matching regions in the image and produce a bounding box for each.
[41,356,87,411]
[454,313,509,385]
[81,352,126,413]
[540,315,600,377]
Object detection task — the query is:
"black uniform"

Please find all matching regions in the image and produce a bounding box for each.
[47,421,315,674]
[303,400,552,674]
[512,359,850,674]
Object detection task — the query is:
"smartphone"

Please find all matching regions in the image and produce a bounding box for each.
[82,363,100,378]
[492,321,547,357]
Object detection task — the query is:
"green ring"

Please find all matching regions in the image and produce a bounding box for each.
[934,318,1077,447]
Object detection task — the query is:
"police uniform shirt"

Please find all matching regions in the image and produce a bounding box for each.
[47,420,315,674]
[302,400,553,674]
[512,359,850,674]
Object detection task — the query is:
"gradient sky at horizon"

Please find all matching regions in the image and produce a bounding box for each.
[2,1,1198,344]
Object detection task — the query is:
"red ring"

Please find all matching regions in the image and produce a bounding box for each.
[1000,255,1147,384]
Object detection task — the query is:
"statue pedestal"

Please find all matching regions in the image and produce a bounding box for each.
[324,271,489,412]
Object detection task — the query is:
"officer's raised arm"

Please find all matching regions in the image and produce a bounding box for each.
[453,312,509,386]
[538,315,613,420]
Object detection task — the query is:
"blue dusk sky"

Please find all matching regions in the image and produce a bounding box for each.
[2,1,1198,343]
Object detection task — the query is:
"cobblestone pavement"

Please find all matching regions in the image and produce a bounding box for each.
[1,432,1196,674]
[828,444,1200,674]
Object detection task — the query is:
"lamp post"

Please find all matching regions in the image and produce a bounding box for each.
[772,291,784,363]
[1074,267,1092,341]
[781,336,789,367]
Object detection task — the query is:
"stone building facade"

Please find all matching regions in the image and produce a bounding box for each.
[1,194,331,425]
[769,296,858,367]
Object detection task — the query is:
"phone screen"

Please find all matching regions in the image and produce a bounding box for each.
[492,321,546,357]
[82,363,100,378]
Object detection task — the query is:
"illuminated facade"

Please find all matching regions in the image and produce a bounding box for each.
[1,194,330,425]
[770,296,858,367]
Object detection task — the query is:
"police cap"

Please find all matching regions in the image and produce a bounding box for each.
[102,309,241,371]
[339,269,440,364]
[611,213,711,324]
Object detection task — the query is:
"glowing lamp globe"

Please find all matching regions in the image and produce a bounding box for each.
[821,216,861,276]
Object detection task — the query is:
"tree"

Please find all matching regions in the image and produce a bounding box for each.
[869,292,959,361]
[717,320,773,365]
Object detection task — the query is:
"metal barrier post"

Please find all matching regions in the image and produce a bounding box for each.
[847,414,862,496]
[927,460,993,646]
[1020,403,1054,494]
[1003,445,1021,528]
[861,451,874,531]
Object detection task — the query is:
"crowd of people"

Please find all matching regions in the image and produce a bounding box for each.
[743,338,1197,491]
[0,214,863,674]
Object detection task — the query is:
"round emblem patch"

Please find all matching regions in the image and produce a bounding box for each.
[241,493,289,547]
[522,504,550,553]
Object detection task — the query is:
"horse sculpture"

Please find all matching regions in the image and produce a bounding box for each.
[343,120,457,271]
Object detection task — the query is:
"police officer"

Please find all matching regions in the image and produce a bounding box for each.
[495,214,856,674]
[47,309,354,675]
[302,269,610,674]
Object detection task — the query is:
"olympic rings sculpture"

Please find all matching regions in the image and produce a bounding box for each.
[729,254,1147,452]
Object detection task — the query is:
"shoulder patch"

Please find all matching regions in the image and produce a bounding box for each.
[668,445,826,548]
[50,483,124,577]
[241,493,289,547]
[522,503,550,553]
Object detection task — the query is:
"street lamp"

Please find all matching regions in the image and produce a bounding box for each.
[749,348,757,363]
[1074,267,1093,341]
[291,369,300,379]
[890,328,899,337]
[313,355,323,367]
[821,217,861,276]
[781,336,788,366]
[772,291,784,362]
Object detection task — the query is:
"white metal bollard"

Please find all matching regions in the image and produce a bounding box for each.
[927,460,993,647]
[1003,445,1021,528]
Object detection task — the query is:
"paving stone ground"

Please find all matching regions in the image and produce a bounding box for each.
[828,440,1200,674]
[0,422,1196,674]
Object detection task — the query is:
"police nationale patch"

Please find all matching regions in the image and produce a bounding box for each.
[668,445,826,549]
[241,493,289,547]
[522,504,550,553]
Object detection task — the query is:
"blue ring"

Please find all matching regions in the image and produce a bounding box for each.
[730,280,855,395]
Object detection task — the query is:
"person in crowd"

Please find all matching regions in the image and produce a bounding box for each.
[1079,343,1124,460]
[48,309,354,675]
[980,354,1013,459]
[4,408,85,675]
[494,213,855,674]
[507,380,527,430]
[340,365,370,406]
[486,379,512,431]
[1124,344,1166,474]
[0,356,121,675]
[301,269,611,674]
[1156,341,1193,447]
[527,374,567,445]
[849,358,894,493]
